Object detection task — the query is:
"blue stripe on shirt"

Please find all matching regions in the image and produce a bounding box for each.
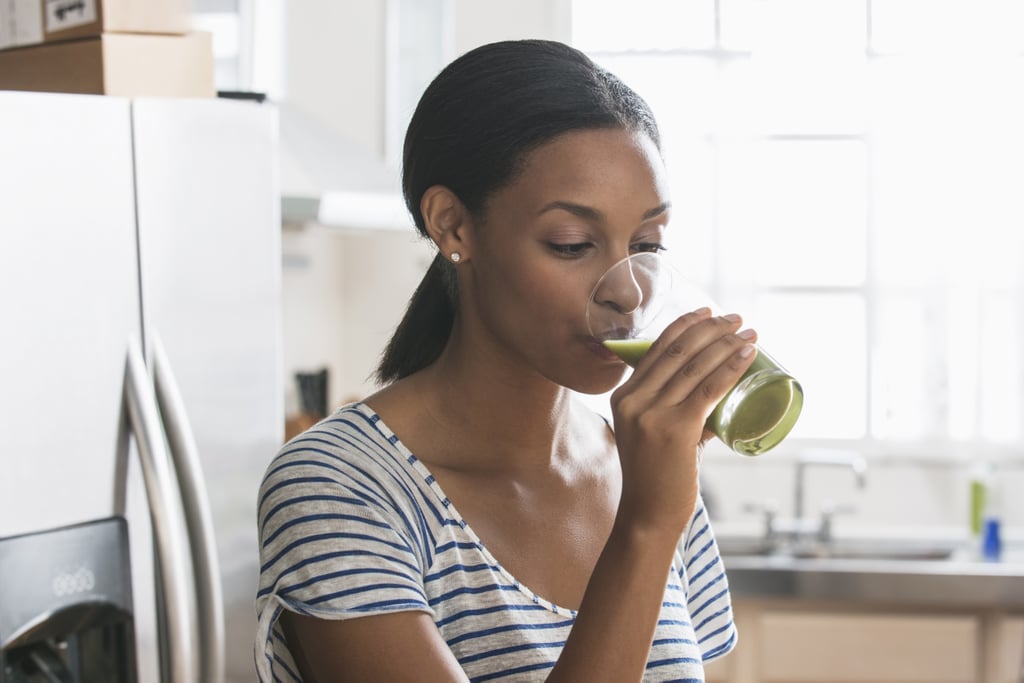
[260,530,416,574]
[257,547,421,598]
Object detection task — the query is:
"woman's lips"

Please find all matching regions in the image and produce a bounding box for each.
[586,337,622,362]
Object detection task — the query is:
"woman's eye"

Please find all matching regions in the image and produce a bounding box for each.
[631,242,667,254]
[548,242,592,257]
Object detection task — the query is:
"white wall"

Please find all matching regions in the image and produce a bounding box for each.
[285,1,388,157]
[451,0,570,53]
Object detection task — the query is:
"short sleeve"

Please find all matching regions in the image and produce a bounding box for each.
[679,498,738,662]
[254,438,433,682]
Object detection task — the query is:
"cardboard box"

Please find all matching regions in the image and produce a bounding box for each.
[1,0,192,51]
[0,32,215,98]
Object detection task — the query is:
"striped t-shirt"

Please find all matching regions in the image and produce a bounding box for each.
[255,402,737,682]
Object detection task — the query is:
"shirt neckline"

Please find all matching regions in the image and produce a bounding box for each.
[348,401,580,618]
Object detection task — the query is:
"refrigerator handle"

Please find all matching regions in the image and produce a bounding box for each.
[151,332,226,683]
[124,338,199,683]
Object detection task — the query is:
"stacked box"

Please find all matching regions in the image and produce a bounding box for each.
[0,0,214,98]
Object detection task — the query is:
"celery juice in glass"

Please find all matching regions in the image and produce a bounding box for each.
[587,254,803,456]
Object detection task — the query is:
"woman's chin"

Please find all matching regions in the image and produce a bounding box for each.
[568,366,629,396]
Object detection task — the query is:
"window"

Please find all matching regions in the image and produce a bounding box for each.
[191,0,286,98]
[572,0,1024,456]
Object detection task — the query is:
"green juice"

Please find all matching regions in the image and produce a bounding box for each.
[602,339,654,367]
[602,339,803,456]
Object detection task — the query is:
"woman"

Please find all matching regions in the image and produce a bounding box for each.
[256,39,753,682]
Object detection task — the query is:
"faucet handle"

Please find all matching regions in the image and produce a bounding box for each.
[743,500,780,540]
[818,499,858,542]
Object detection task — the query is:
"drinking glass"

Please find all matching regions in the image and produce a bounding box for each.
[586,252,803,456]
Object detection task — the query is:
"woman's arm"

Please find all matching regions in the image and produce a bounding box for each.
[280,610,470,683]
[548,310,754,681]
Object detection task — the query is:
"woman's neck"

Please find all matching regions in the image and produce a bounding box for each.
[431,336,579,467]
[370,324,604,477]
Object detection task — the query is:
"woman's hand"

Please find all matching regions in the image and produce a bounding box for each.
[610,308,758,536]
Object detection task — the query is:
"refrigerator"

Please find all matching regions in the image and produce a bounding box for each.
[0,91,283,683]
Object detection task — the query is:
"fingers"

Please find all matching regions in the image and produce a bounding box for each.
[622,310,757,414]
[660,328,757,409]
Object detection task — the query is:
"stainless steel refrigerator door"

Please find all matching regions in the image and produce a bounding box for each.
[0,92,139,538]
[131,97,284,683]
[0,91,198,683]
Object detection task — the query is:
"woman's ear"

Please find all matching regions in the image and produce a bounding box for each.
[421,185,472,264]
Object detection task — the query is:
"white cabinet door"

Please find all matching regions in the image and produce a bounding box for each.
[0,92,139,538]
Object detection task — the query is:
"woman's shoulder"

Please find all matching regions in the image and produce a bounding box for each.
[259,402,414,503]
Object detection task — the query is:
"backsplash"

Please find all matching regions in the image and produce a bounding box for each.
[701,449,1024,542]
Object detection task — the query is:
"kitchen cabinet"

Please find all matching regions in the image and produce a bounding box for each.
[705,599,1024,683]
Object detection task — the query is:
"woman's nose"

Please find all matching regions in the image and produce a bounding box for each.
[592,259,645,314]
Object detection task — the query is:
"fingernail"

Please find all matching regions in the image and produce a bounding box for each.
[737,328,756,340]
[723,313,742,323]
[738,344,756,358]
[695,307,712,316]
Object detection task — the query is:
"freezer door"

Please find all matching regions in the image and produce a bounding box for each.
[0,92,140,539]
[131,97,284,683]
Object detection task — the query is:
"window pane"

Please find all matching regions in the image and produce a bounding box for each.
[719,140,866,287]
[750,292,867,440]
[741,55,868,135]
[872,293,945,439]
[571,0,716,51]
[397,0,447,123]
[871,0,1024,55]
[871,58,1024,288]
[745,0,866,55]
[593,55,719,137]
[663,138,716,287]
[870,136,950,288]
[979,292,1022,442]
[718,0,755,51]
[945,287,981,440]
[721,0,866,53]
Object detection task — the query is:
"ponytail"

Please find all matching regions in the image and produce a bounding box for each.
[375,253,459,383]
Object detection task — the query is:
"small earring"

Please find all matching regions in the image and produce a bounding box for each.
[450,252,462,263]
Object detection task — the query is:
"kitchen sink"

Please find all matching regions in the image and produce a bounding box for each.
[718,536,961,563]
[787,545,956,562]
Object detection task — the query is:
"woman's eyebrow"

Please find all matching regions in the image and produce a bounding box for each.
[537,200,672,221]
[537,200,603,221]
[642,201,672,220]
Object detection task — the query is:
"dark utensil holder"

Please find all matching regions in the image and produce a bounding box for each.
[295,368,329,418]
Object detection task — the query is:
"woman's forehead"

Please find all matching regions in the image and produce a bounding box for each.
[509,128,668,202]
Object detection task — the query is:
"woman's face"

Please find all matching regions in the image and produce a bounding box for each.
[460,126,672,394]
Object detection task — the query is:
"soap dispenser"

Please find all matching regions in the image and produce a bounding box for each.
[970,460,1002,561]
[981,467,1003,562]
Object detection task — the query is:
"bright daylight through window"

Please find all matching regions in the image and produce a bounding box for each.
[571,0,1024,455]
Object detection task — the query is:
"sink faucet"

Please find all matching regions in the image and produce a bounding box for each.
[794,450,867,542]
[745,450,868,550]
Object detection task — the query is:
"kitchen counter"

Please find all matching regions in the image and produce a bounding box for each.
[718,535,1024,610]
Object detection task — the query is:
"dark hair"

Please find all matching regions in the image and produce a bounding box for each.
[375,39,661,383]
